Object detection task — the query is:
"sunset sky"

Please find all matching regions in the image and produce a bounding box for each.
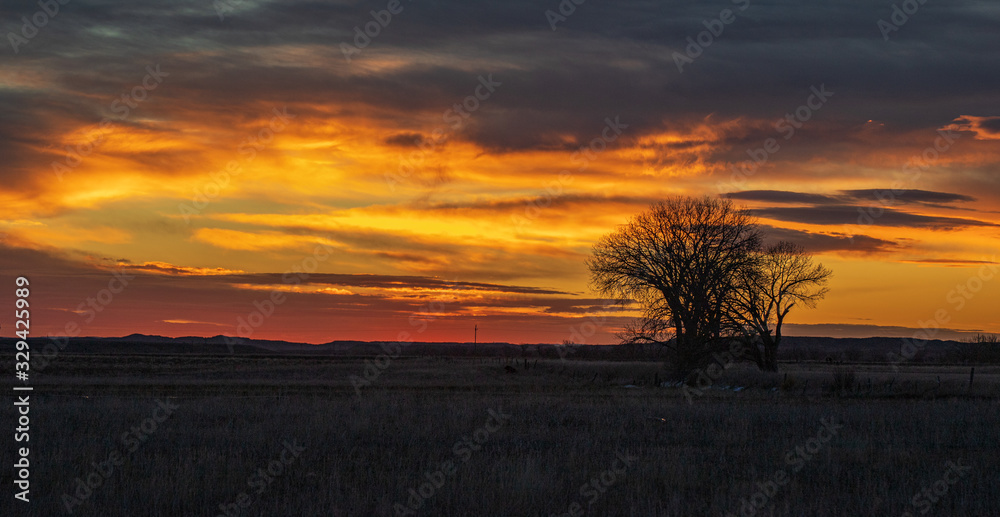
[2,0,998,344]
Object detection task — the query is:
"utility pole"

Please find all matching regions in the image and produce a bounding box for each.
[474,324,478,345]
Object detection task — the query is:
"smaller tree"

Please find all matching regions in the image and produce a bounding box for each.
[733,241,831,371]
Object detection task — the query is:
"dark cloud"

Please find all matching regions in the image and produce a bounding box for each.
[3,0,998,161]
[840,189,976,205]
[901,259,1000,267]
[727,189,976,208]
[782,323,982,340]
[722,188,976,217]
[209,272,571,295]
[727,189,993,231]
[978,117,1000,133]
[759,225,900,253]
[754,205,998,229]
[539,298,619,314]
[417,194,660,213]
[724,190,840,205]
[384,132,426,147]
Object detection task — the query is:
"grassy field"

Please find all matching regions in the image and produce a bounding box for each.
[3,353,998,516]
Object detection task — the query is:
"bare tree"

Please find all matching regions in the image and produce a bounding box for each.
[587,197,761,377]
[732,241,831,371]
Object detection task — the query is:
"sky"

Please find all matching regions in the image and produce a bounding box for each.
[1,0,999,344]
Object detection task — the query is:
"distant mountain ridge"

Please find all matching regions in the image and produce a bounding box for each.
[3,333,972,363]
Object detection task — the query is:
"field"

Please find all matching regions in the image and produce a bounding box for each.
[4,351,999,516]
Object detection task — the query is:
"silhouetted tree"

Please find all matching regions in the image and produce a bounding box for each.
[732,241,831,371]
[587,197,761,377]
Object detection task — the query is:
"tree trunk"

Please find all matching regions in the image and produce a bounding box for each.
[744,337,764,370]
[762,338,779,371]
[670,332,702,380]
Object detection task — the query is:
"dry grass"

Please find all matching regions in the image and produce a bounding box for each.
[5,353,999,516]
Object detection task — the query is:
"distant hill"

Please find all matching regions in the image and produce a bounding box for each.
[2,333,977,363]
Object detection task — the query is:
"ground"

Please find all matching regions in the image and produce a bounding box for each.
[4,353,998,516]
